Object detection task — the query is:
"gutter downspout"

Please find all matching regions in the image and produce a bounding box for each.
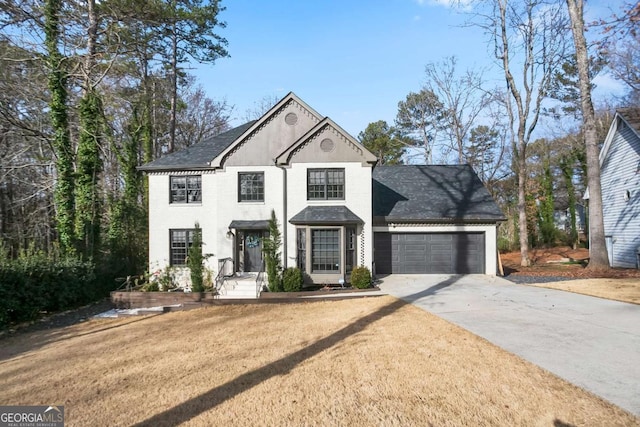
[275,161,288,265]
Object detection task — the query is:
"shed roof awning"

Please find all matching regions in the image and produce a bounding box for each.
[228,220,269,230]
[289,206,363,225]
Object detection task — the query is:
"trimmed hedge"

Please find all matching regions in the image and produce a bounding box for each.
[0,255,97,328]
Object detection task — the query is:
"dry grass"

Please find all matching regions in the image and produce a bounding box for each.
[1,297,637,426]
[526,278,640,305]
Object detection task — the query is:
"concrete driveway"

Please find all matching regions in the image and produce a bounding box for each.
[377,274,640,416]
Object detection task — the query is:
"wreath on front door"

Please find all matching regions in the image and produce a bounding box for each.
[246,235,260,248]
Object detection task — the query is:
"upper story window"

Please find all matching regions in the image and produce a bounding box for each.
[307,168,344,200]
[170,175,201,204]
[238,172,264,202]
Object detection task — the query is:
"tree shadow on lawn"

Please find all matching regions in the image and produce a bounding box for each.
[132,275,462,427]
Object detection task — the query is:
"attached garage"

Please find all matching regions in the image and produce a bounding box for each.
[374,232,485,274]
[372,166,506,276]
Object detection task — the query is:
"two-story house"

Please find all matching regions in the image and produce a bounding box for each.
[140,93,505,292]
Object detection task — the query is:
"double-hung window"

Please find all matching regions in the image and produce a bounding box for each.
[170,175,201,203]
[307,169,344,200]
[170,229,197,265]
[238,172,264,202]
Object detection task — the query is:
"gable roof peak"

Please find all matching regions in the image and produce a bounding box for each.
[617,107,640,135]
[595,107,640,170]
[275,116,377,166]
[211,92,325,168]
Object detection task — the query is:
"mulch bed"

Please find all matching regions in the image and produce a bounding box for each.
[501,246,640,280]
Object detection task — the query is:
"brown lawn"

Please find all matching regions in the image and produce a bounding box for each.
[525,278,640,305]
[1,297,637,426]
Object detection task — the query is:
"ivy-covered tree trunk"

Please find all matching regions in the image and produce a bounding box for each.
[108,108,147,276]
[538,160,556,246]
[44,0,75,253]
[560,155,579,249]
[75,90,103,258]
[74,0,104,259]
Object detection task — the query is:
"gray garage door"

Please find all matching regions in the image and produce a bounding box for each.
[374,232,485,274]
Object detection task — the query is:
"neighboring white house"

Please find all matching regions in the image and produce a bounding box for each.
[587,108,640,268]
[139,92,505,288]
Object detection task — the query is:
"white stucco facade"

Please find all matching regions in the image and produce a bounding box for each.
[146,93,377,284]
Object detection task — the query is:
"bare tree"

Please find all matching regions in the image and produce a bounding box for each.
[424,56,491,164]
[566,0,609,269]
[176,78,232,148]
[474,0,568,266]
[603,34,640,103]
[242,94,280,122]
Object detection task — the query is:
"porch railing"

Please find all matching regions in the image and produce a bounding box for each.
[215,257,234,293]
[256,260,265,298]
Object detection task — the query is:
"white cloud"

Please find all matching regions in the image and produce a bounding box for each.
[592,73,627,98]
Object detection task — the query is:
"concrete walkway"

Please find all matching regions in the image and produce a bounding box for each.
[377,274,640,416]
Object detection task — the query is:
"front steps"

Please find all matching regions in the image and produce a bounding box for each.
[217,273,262,299]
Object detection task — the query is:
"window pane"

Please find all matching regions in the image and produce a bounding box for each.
[327,169,344,199]
[297,228,306,272]
[312,229,340,272]
[170,177,186,203]
[307,170,326,200]
[187,176,201,203]
[346,227,356,273]
[170,229,195,265]
[239,172,264,202]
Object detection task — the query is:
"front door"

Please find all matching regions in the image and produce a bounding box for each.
[243,230,263,272]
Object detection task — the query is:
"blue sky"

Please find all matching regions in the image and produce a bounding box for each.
[193,0,627,137]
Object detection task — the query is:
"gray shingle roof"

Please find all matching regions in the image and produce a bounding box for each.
[228,220,270,230]
[618,107,640,135]
[373,165,505,223]
[138,121,256,171]
[289,206,364,225]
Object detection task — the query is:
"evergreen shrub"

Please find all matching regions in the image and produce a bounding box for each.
[282,267,304,292]
[0,253,96,328]
[350,266,372,289]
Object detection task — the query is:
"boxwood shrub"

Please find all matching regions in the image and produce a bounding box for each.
[282,267,304,292]
[350,266,372,289]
